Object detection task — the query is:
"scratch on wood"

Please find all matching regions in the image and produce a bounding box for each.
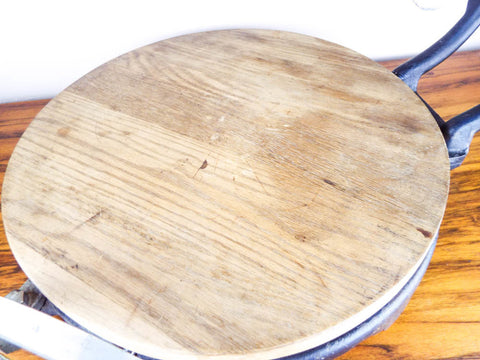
[310,189,321,204]
[94,119,101,142]
[281,203,309,212]
[71,209,103,232]
[244,159,269,196]
[253,171,269,196]
[87,210,103,224]
[282,189,321,212]
[126,300,141,324]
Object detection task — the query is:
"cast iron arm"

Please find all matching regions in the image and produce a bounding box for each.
[394,0,480,92]
[393,0,480,169]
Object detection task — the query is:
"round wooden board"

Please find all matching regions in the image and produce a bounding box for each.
[2,30,450,359]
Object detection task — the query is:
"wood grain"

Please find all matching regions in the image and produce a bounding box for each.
[1,29,450,359]
[2,31,480,359]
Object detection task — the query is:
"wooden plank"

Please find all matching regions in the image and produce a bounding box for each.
[1,42,479,360]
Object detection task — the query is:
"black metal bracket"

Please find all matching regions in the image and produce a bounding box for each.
[393,0,480,169]
[442,104,480,168]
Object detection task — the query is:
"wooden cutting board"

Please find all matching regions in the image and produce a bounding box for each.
[1,29,450,359]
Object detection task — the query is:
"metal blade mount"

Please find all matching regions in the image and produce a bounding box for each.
[0,296,138,360]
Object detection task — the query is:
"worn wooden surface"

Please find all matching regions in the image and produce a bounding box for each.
[1,30,450,359]
[0,35,478,360]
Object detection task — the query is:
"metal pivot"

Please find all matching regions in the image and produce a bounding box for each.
[393,0,480,169]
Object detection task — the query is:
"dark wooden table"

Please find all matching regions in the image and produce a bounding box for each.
[1,50,479,360]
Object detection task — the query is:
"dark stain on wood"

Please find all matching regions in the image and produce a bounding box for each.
[323,179,336,187]
[416,227,433,238]
[193,159,208,178]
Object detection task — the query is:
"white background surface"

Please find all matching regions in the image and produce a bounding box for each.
[1,0,479,103]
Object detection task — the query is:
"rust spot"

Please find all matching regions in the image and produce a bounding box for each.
[416,227,433,238]
[57,127,70,137]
